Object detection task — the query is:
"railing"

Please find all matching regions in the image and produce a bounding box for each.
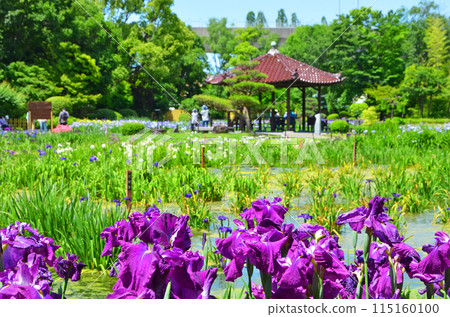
[8,118,28,130]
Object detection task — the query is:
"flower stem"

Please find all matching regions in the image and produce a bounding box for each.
[246,257,253,299]
[260,271,272,299]
[363,230,372,299]
[61,277,69,299]
[388,256,397,296]
[426,283,434,299]
[444,268,450,299]
[312,271,323,299]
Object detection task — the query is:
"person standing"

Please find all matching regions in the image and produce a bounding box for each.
[37,119,48,133]
[191,109,199,132]
[200,105,210,127]
[59,108,69,125]
[0,116,9,129]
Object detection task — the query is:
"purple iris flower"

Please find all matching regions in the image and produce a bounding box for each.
[111,199,121,206]
[45,144,52,149]
[392,193,401,198]
[333,193,337,199]
[240,197,288,229]
[73,162,78,166]
[185,193,192,198]
[54,254,87,281]
[219,226,232,233]
[298,213,313,220]
[39,150,47,157]
[89,155,98,162]
[60,157,66,161]
[80,197,87,202]
[198,183,201,187]
[157,197,162,203]
[153,162,158,167]
[411,232,450,284]
[335,196,403,245]
[202,218,209,223]
[366,179,373,183]
[218,215,228,221]
[194,190,199,195]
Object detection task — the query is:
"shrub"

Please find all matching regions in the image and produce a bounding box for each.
[330,120,350,133]
[179,113,191,122]
[88,108,117,120]
[121,122,145,135]
[0,82,27,117]
[361,106,378,125]
[349,102,368,118]
[119,109,138,118]
[327,113,339,120]
[339,110,350,118]
[46,96,72,114]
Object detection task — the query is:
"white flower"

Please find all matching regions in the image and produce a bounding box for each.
[90,145,95,149]
[102,144,106,148]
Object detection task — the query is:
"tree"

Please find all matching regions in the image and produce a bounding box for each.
[55,42,102,116]
[281,24,332,65]
[291,13,300,27]
[400,64,445,117]
[424,16,449,70]
[365,85,402,118]
[6,62,63,102]
[246,11,256,27]
[256,11,268,27]
[348,102,368,118]
[122,0,207,114]
[276,9,288,27]
[206,18,237,74]
[225,61,274,132]
[326,8,409,105]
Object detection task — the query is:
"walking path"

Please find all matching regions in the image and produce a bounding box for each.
[256,131,331,139]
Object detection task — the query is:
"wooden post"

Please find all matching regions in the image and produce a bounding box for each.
[126,170,132,211]
[50,111,53,132]
[318,86,322,115]
[201,146,205,168]
[227,112,231,127]
[353,141,357,166]
[27,111,31,130]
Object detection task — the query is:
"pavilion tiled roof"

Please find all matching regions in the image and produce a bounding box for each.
[205,47,344,87]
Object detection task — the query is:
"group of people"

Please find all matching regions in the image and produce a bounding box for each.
[0,115,11,130]
[190,105,210,131]
[1,108,70,133]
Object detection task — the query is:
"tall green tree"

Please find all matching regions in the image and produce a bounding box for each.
[256,11,268,27]
[276,9,288,27]
[291,13,300,27]
[326,8,409,105]
[122,0,206,114]
[424,16,449,70]
[246,11,256,27]
[206,18,237,73]
[400,64,445,117]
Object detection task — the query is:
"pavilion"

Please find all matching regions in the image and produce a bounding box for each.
[205,44,345,131]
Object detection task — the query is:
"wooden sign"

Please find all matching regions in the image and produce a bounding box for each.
[28,102,52,121]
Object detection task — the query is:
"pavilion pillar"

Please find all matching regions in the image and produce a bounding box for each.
[318,86,322,114]
[227,111,231,127]
[258,93,262,130]
[286,87,291,131]
[302,87,306,131]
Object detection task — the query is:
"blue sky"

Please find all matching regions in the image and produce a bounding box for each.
[171,0,449,27]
